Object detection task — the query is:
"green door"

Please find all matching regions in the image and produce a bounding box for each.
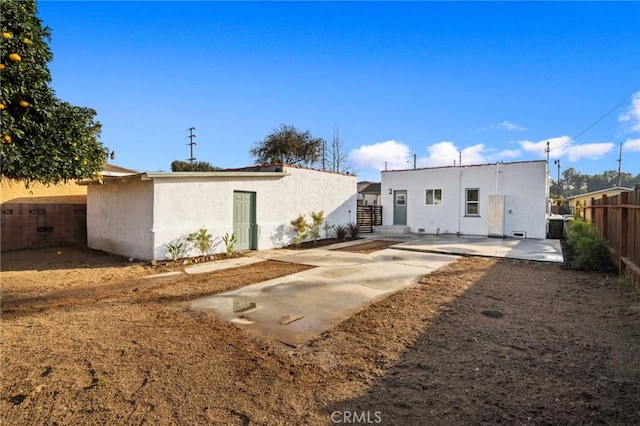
[393,190,407,225]
[233,191,257,251]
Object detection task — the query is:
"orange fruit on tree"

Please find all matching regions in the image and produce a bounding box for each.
[0,103,5,109]
[23,38,31,45]
[0,64,5,70]
[2,135,11,143]
[8,53,21,62]
[19,100,29,107]
[1,32,12,39]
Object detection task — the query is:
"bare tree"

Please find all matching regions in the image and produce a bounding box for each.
[326,126,352,173]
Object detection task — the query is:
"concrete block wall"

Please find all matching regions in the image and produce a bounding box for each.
[1,203,87,250]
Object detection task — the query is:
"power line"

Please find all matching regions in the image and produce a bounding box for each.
[549,95,630,153]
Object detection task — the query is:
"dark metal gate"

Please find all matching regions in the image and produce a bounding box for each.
[357,205,382,233]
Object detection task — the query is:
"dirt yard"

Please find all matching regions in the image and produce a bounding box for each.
[1,243,639,425]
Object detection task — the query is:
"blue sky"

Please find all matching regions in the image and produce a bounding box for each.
[38,1,640,182]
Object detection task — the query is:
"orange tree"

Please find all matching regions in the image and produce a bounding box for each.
[0,0,106,185]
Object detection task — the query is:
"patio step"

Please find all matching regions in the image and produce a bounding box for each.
[373,225,411,235]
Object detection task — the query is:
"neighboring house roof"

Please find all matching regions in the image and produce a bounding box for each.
[101,163,139,177]
[566,186,634,201]
[358,182,381,194]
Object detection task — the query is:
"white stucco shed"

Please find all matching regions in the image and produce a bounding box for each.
[86,165,357,260]
[381,160,549,239]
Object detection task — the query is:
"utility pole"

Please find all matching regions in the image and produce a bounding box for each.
[554,159,561,198]
[545,141,550,163]
[617,142,622,187]
[187,127,196,164]
[407,154,416,169]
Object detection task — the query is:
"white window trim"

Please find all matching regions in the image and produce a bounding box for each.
[465,188,480,216]
[425,189,443,206]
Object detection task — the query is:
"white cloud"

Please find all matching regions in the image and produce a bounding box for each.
[565,143,614,161]
[350,140,523,174]
[618,91,640,133]
[424,142,523,167]
[518,136,614,162]
[492,121,527,131]
[623,138,640,152]
[349,140,411,171]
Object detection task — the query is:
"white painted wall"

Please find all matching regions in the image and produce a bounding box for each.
[87,177,155,260]
[87,166,357,260]
[381,161,548,239]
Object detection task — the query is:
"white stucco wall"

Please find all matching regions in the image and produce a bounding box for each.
[149,166,357,260]
[87,167,356,260]
[381,161,548,239]
[87,177,155,260]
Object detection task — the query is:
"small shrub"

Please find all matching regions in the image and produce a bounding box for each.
[566,218,613,272]
[290,214,308,247]
[223,232,237,257]
[346,221,359,240]
[187,227,215,256]
[323,220,334,239]
[308,211,324,245]
[165,238,185,261]
[334,224,349,241]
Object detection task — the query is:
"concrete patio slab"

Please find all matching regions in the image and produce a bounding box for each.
[190,249,458,347]
[392,234,564,263]
[189,233,562,347]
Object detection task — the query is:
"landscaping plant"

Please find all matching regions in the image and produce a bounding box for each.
[346,221,360,240]
[290,214,308,247]
[308,211,324,245]
[334,224,349,241]
[222,232,237,257]
[565,218,613,272]
[165,238,185,261]
[187,227,215,256]
[323,220,335,239]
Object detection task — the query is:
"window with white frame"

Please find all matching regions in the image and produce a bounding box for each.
[425,189,442,205]
[465,188,479,216]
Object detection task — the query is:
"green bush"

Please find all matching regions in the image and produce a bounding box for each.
[566,219,613,272]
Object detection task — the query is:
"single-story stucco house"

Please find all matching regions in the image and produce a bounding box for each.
[566,186,633,218]
[380,160,549,239]
[357,181,381,206]
[84,164,357,260]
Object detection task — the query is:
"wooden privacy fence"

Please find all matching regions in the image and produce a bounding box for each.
[583,185,640,290]
[357,205,383,233]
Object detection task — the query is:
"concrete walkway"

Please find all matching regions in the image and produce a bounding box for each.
[189,234,563,347]
[190,247,458,347]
